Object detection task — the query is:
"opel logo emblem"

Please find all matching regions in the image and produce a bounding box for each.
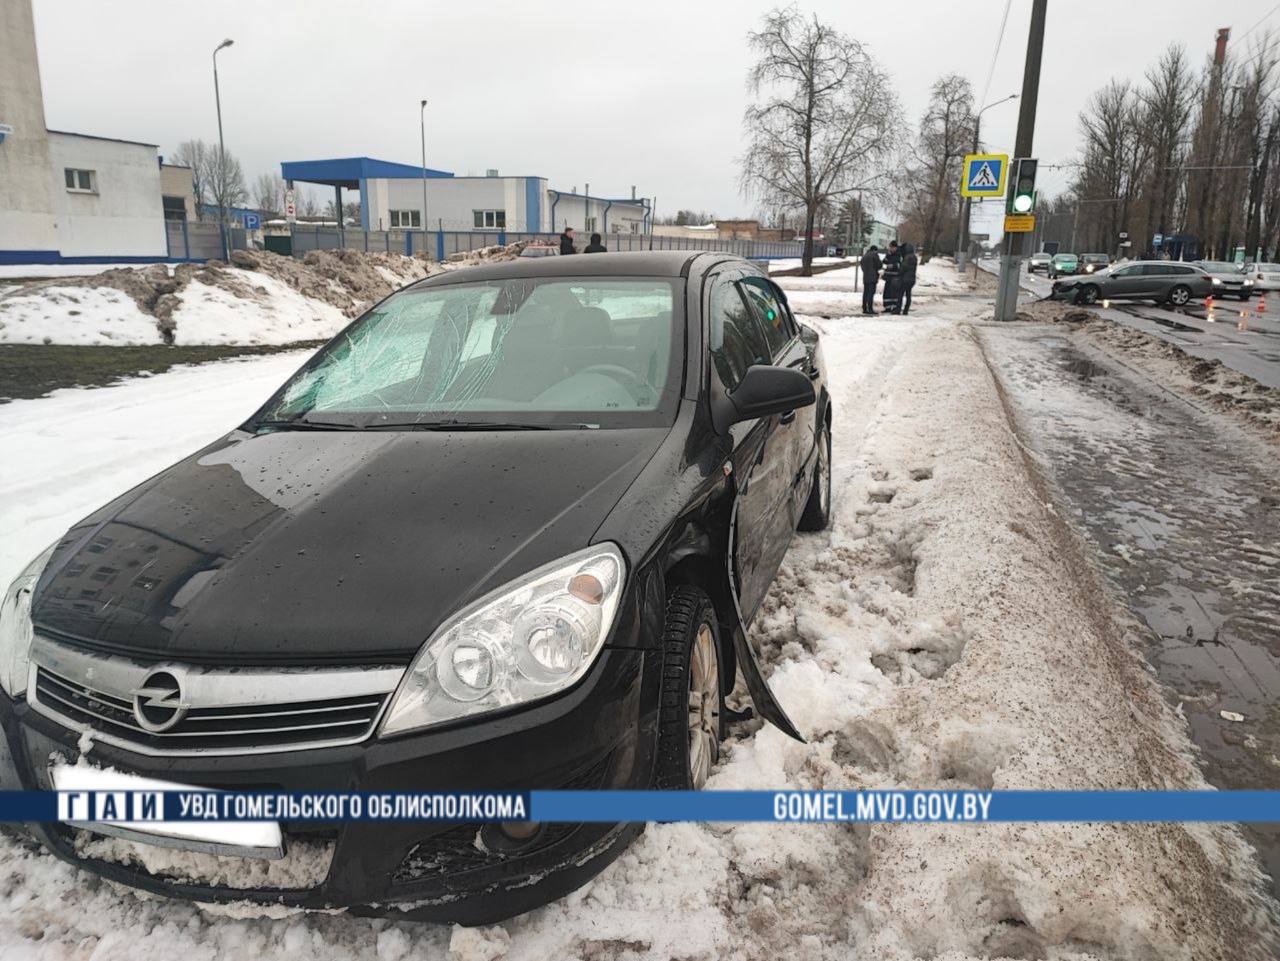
[131,670,189,733]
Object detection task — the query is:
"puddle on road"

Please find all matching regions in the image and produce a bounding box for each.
[989,331,1280,898]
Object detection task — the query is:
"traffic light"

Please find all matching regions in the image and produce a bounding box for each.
[1008,158,1038,214]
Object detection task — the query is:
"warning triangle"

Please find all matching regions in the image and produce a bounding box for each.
[969,162,999,189]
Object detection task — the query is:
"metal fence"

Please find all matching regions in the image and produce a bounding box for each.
[164,220,226,261]
[286,225,806,262]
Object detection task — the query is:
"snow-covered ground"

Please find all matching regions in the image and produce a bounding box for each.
[1,279,1277,958]
[0,264,171,282]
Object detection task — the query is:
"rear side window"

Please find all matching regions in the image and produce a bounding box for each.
[709,275,771,389]
[738,277,792,359]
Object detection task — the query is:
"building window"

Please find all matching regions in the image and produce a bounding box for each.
[473,210,506,229]
[389,209,421,229]
[162,196,188,222]
[630,222,640,234]
[64,168,95,193]
[585,216,597,233]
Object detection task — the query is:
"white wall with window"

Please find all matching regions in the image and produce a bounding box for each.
[547,194,646,236]
[47,132,166,258]
[364,176,545,232]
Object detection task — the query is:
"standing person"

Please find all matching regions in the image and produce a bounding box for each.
[559,226,577,255]
[899,242,918,315]
[859,245,881,315]
[584,232,607,253]
[881,240,902,314]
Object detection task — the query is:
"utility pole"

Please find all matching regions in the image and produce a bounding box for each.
[994,0,1047,321]
[212,39,234,260]
[419,100,429,253]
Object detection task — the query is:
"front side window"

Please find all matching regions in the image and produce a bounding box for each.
[738,277,793,359]
[64,168,95,192]
[473,210,506,229]
[390,209,421,229]
[257,277,680,429]
[708,274,771,390]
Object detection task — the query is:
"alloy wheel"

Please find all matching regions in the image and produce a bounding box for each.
[687,622,720,789]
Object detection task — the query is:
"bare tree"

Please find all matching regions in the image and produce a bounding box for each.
[901,74,974,260]
[740,7,899,275]
[252,172,286,215]
[171,140,211,219]
[173,137,246,222]
[298,189,320,218]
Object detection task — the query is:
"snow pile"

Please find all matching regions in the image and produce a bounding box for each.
[0,295,1276,957]
[73,834,335,890]
[0,250,439,348]
[0,284,159,345]
[914,256,975,291]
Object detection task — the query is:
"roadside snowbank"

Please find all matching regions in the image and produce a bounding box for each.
[0,249,436,348]
[0,293,1275,958]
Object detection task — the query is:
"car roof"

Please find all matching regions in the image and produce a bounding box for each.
[408,250,730,288]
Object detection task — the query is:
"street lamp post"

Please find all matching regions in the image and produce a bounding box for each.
[212,39,234,260]
[420,100,429,257]
[955,92,1018,271]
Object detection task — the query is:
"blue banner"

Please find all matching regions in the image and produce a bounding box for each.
[3,789,1279,824]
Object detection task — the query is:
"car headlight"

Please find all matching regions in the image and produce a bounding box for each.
[1212,277,1222,285]
[0,543,57,699]
[380,544,625,737]
[1244,279,1254,286]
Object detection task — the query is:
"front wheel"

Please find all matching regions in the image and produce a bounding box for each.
[1075,285,1100,305]
[1168,284,1192,307]
[654,586,724,790]
[798,420,832,531]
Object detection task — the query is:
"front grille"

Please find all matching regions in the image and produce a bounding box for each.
[35,664,387,753]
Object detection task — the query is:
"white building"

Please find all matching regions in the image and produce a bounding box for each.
[0,0,168,263]
[280,157,649,236]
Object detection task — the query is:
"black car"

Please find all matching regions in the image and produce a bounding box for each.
[0,252,830,923]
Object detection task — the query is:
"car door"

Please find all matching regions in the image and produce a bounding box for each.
[738,275,812,525]
[705,269,795,626]
[1102,263,1143,299]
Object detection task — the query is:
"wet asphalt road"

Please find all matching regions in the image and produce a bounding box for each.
[978,259,1280,390]
[982,325,1280,899]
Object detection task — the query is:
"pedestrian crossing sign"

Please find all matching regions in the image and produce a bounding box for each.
[960,153,1008,198]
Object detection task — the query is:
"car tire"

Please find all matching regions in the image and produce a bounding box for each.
[1076,285,1100,305]
[1168,284,1192,307]
[798,419,832,532]
[654,585,724,790]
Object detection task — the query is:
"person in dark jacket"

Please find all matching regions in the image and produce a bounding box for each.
[584,232,607,253]
[559,227,577,255]
[899,242,918,315]
[859,245,881,315]
[881,240,902,313]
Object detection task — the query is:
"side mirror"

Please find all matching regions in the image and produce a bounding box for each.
[728,365,815,424]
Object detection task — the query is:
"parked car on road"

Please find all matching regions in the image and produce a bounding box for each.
[518,244,559,258]
[1246,262,1280,292]
[1080,253,1110,274]
[1195,261,1255,300]
[1028,252,1052,274]
[1049,260,1214,307]
[0,252,830,924]
[1047,253,1080,279]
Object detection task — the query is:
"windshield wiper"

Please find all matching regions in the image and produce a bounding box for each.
[363,420,598,431]
[253,417,358,432]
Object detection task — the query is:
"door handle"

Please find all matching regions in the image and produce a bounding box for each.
[779,410,796,424]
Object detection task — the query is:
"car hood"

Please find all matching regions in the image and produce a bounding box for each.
[32,427,667,664]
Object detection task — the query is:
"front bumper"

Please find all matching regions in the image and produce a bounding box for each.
[0,646,657,924]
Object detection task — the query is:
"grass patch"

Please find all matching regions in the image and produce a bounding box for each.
[0,342,323,402]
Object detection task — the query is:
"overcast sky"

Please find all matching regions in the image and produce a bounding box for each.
[30,0,1277,222]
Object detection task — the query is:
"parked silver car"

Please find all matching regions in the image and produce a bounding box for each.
[1246,262,1280,292]
[1195,261,1255,300]
[1050,261,1214,307]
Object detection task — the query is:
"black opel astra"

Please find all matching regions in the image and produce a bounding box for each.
[0,251,830,923]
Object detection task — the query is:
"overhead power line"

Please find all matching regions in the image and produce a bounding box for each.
[978,0,1014,110]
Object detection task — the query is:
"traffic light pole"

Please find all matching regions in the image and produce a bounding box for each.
[994,0,1048,321]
